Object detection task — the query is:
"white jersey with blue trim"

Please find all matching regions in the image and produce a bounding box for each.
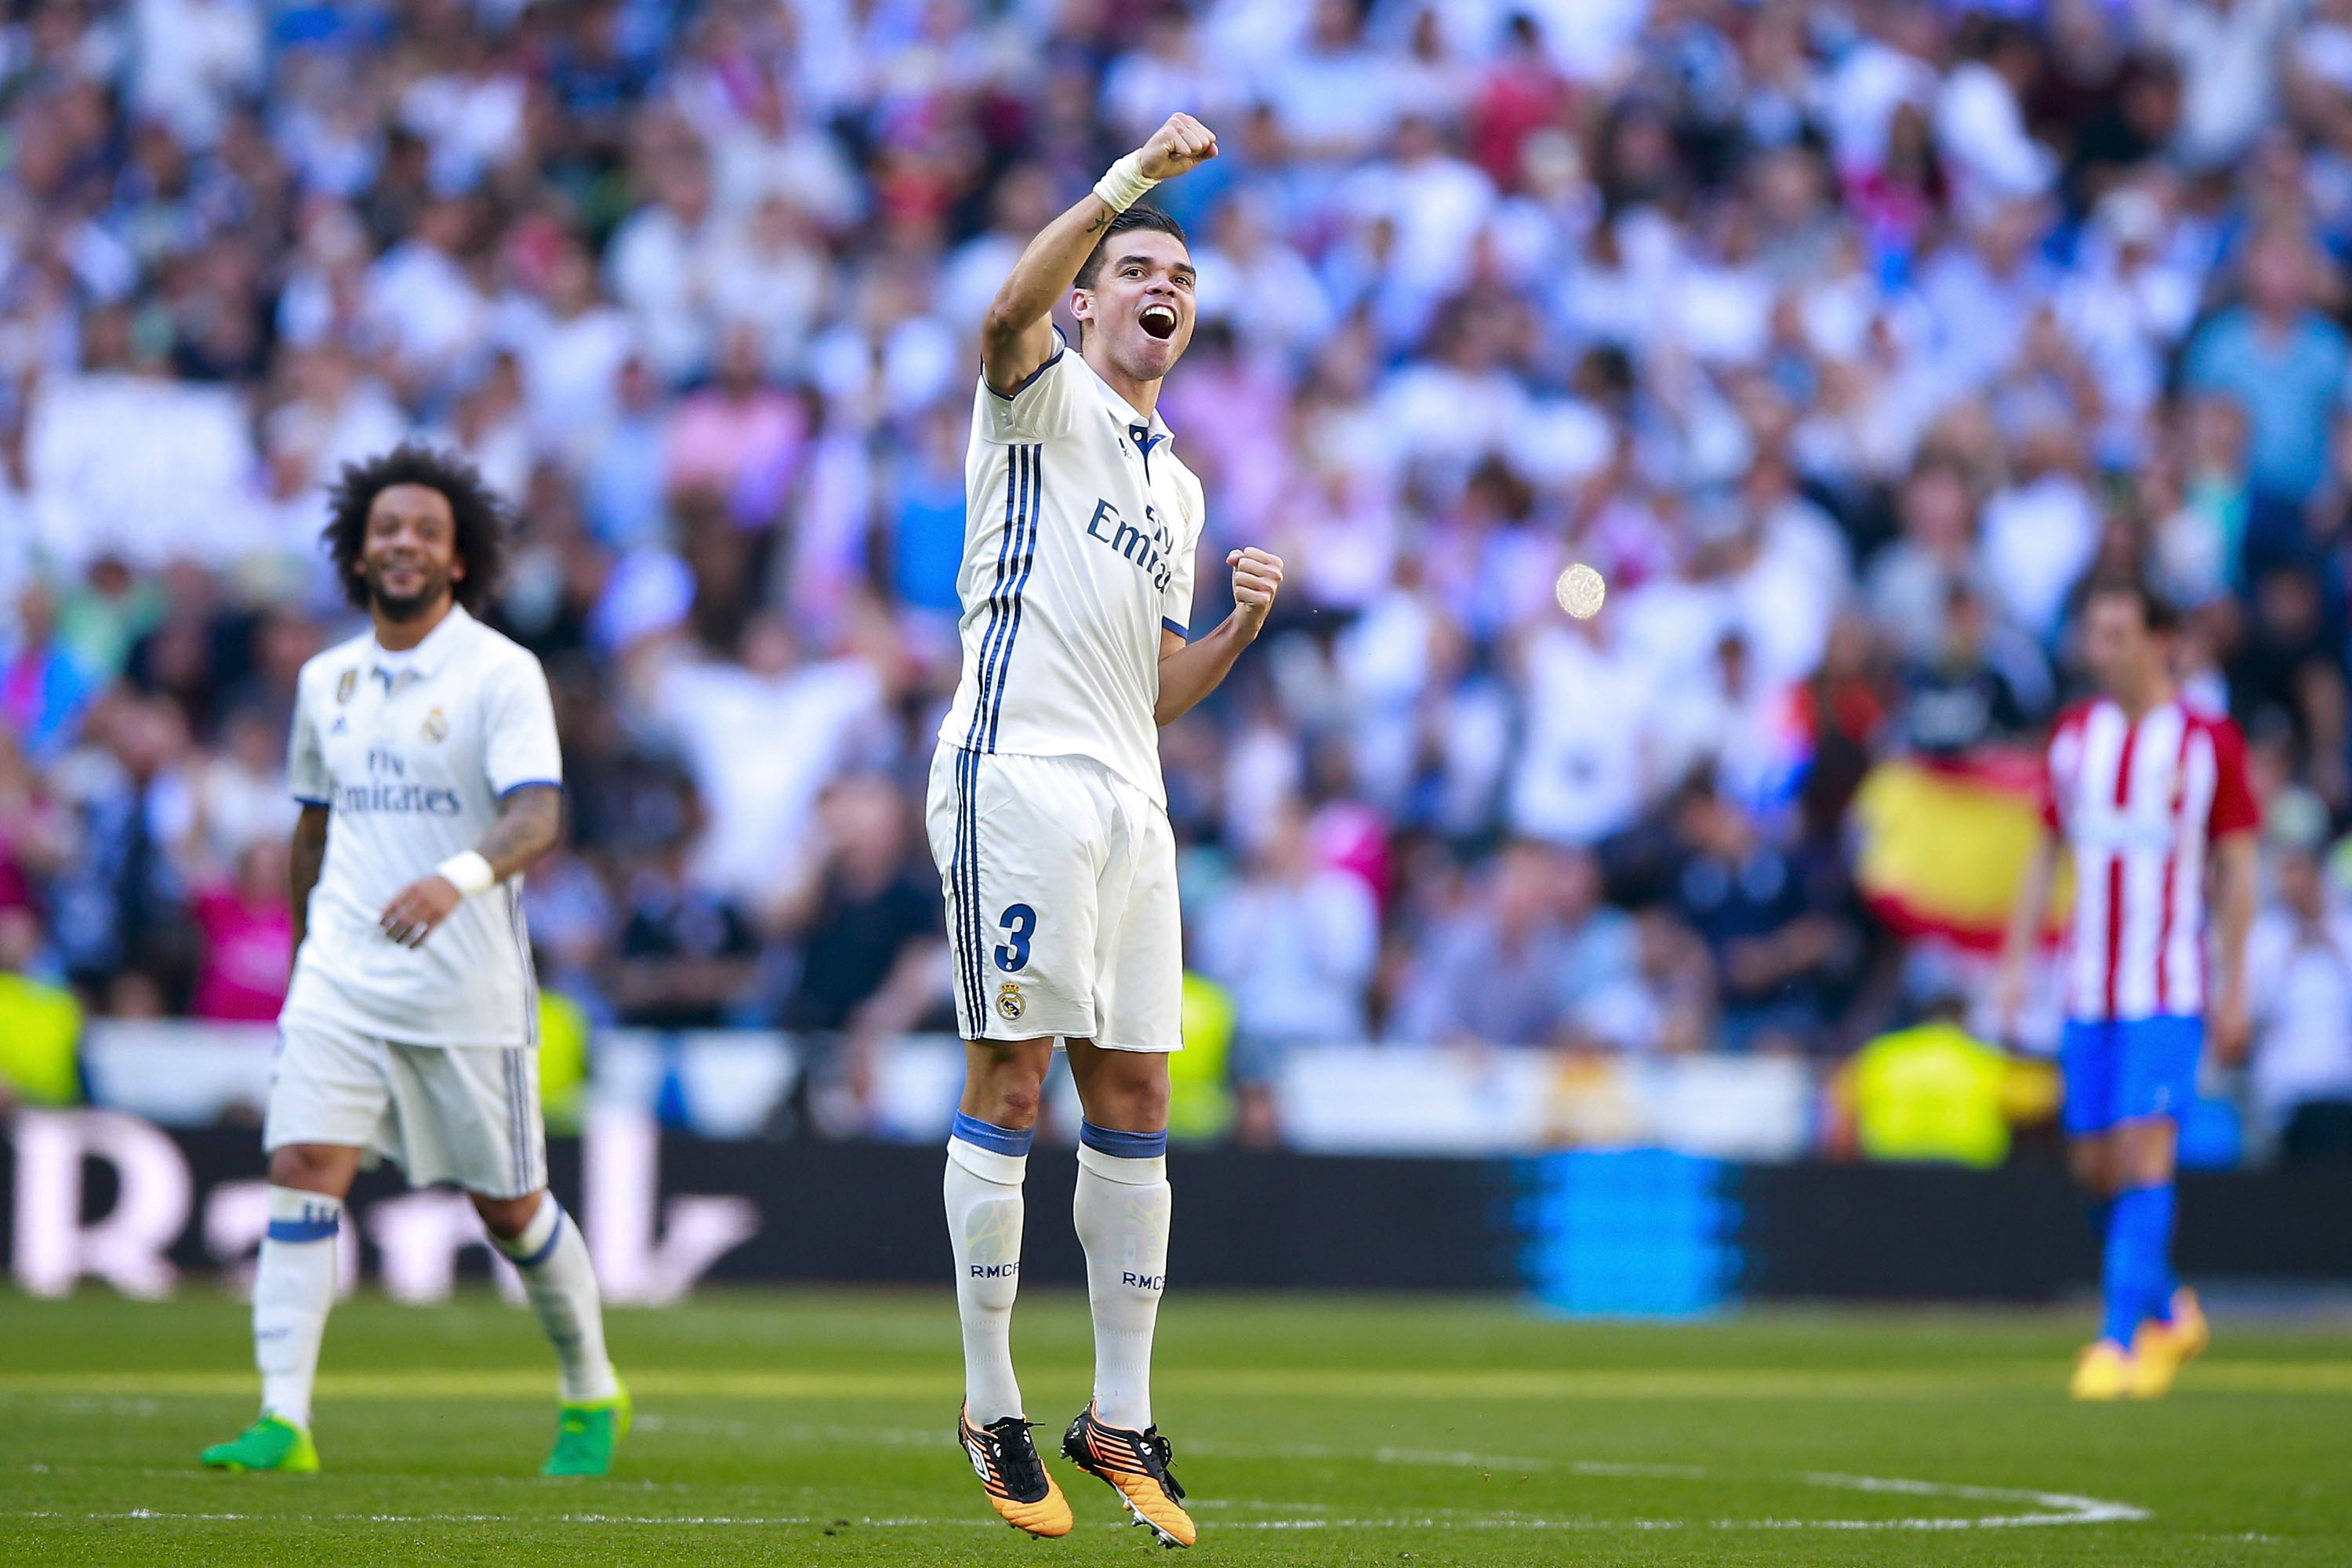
[281,604,561,1047]
[938,327,1204,805]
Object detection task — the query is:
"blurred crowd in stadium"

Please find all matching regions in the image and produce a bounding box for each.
[5,0,2352,1156]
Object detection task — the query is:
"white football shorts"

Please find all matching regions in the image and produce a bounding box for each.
[265,1011,547,1198]
[925,744,1181,1053]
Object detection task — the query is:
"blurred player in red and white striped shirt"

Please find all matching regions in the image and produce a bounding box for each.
[1998,579,2259,1401]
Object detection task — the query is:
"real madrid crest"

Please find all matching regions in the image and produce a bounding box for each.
[335,668,358,704]
[996,982,1025,1022]
[420,707,449,743]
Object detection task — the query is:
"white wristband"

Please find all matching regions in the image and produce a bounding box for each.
[1092,151,1160,214]
[434,850,496,898]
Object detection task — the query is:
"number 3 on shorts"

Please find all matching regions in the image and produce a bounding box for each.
[995,904,1036,973]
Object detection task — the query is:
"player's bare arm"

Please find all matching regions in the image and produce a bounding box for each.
[1994,826,2058,1041]
[288,804,329,960]
[978,112,1217,394]
[2209,829,2258,1064]
[377,782,561,948]
[1156,546,1284,726]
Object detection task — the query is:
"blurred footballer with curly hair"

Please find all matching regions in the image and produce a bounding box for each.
[322,442,511,621]
[200,441,622,1481]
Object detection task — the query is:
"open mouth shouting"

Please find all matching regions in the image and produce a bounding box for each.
[1139,303,1178,341]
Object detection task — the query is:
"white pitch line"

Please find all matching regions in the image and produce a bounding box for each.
[9,1437,2149,1534]
[1192,1441,2145,1527]
[9,1488,2149,1533]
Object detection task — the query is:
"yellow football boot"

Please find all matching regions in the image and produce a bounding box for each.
[2131,1287,2211,1398]
[1062,1403,1195,1548]
[957,1406,1073,1537]
[2070,1340,2136,1401]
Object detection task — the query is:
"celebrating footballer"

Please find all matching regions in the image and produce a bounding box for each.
[928,111,1282,1547]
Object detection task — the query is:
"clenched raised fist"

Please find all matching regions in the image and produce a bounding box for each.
[1137,114,1218,181]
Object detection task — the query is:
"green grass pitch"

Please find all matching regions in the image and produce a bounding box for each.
[2,1287,2348,1565]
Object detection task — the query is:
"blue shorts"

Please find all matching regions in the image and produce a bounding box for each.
[2059,1015,2203,1137]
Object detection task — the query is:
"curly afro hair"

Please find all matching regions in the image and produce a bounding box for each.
[322,442,512,615]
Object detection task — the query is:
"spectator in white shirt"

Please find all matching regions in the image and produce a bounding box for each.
[361,198,488,401]
[1914,197,2060,401]
[2141,0,2301,170]
[262,343,410,488]
[1191,190,1337,365]
[699,72,862,235]
[398,32,527,197]
[1342,114,1497,327]
[2055,183,2201,465]
[626,612,891,906]
[1866,449,1994,662]
[130,0,262,151]
[510,241,636,468]
[1261,0,1402,166]
[936,166,1056,341]
[1935,17,2059,208]
[1195,796,1381,1074]
[605,133,720,384]
[1820,0,1940,183]
[1100,13,1243,151]
[2246,794,2352,1159]
[1980,419,2100,643]
[1508,612,1650,846]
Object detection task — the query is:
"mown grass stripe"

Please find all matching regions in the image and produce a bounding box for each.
[5,1362,2348,1401]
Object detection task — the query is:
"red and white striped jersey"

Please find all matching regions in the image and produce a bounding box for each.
[2040,698,2260,1022]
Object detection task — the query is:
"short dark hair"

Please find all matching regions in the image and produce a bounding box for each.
[1075,205,1189,292]
[2084,574,2180,635]
[322,442,512,615]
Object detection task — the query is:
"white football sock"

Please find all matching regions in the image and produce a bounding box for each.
[490,1195,620,1403]
[946,1116,1031,1425]
[1073,1127,1171,1432]
[254,1185,342,1429]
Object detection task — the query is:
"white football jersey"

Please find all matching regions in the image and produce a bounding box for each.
[937,328,1206,804]
[281,605,561,1047]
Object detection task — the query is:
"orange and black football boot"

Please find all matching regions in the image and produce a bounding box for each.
[957,1406,1073,1537]
[1062,1403,1195,1548]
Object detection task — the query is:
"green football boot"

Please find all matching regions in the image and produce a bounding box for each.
[200,1416,318,1473]
[540,1380,630,1476]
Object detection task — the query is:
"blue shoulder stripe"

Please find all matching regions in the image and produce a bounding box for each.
[982,330,1067,401]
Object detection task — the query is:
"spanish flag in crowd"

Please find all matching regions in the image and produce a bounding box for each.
[1850,750,2069,951]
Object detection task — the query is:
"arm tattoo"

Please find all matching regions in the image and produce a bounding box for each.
[289,806,330,955]
[476,784,564,881]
